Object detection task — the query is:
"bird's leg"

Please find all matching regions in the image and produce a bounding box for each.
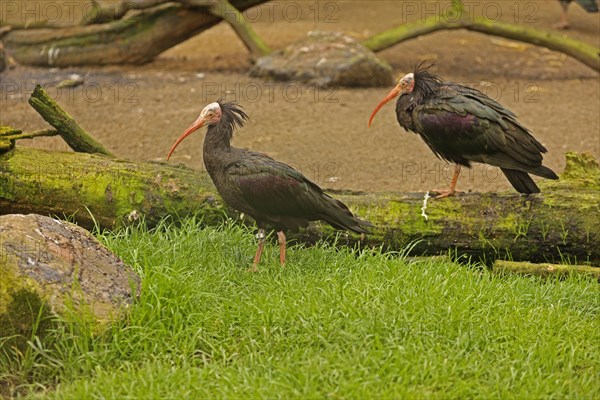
[277,231,286,266]
[251,228,266,272]
[553,3,570,29]
[434,165,461,199]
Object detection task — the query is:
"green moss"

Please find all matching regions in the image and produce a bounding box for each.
[0,288,54,354]
[0,260,40,315]
[0,126,20,152]
[561,152,600,189]
[363,6,599,71]
[497,213,526,239]
[0,138,13,152]
[0,126,21,136]
[354,195,467,238]
[478,230,495,250]
[2,147,229,229]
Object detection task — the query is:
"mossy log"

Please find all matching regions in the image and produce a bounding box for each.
[362,10,600,72]
[493,260,600,279]
[0,147,225,229]
[1,146,599,265]
[85,0,271,56]
[2,0,267,66]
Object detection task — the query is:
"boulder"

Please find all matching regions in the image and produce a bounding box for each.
[250,31,393,88]
[0,214,140,349]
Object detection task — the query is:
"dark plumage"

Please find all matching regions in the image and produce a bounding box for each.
[167,101,372,269]
[560,0,599,12]
[369,64,558,197]
[555,0,598,29]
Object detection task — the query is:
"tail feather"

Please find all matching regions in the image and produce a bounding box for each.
[502,168,540,194]
[531,165,559,180]
[322,196,373,234]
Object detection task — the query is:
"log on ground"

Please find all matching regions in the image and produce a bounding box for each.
[0,147,226,229]
[1,146,598,265]
[492,260,600,279]
[2,0,266,66]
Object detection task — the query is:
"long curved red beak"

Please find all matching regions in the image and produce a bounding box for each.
[166,115,206,160]
[368,86,401,128]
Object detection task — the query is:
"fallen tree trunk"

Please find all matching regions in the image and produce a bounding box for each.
[1,146,598,265]
[2,0,266,66]
[0,146,226,228]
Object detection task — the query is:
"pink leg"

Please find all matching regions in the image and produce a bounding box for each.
[553,5,570,30]
[277,231,286,266]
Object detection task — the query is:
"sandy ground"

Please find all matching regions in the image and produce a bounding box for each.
[1,0,599,193]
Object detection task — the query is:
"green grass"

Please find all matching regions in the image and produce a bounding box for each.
[2,218,599,399]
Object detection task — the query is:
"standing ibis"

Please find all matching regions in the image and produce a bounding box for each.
[167,101,372,270]
[554,0,598,30]
[368,64,558,198]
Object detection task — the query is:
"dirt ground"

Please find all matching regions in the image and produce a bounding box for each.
[1,1,599,193]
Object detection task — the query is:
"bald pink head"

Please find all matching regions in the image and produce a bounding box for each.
[166,102,222,160]
[368,73,415,127]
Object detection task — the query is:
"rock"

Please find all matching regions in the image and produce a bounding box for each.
[0,214,140,350]
[250,31,393,88]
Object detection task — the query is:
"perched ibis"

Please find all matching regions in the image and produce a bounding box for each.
[167,101,372,270]
[368,64,558,198]
[554,0,598,29]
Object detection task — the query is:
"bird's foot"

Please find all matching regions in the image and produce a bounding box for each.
[433,165,461,199]
[432,189,456,199]
[553,21,570,30]
[247,265,260,273]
